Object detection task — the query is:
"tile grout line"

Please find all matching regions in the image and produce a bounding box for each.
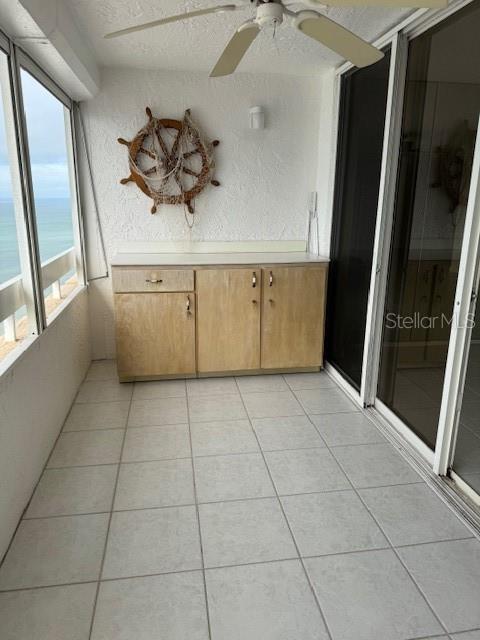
[185,382,213,640]
[285,379,456,638]
[311,413,452,637]
[234,376,336,640]
[0,553,393,593]
[86,384,134,640]
[3,537,480,596]
[407,635,452,640]
[15,488,356,520]
[62,426,128,434]
[25,484,478,534]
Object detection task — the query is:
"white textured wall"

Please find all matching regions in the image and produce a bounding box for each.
[79,67,324,358]
[0,290,90,559]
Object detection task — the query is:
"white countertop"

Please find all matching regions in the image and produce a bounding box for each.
[111,252,329,267]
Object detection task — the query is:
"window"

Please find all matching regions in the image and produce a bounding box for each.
[0,47,36,362]
[20,66,81,323]
[0,39,84,369]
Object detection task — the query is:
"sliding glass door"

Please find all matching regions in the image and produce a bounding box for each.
[326,50,391,390]
[453,298,480,495]
[376,0,480,450]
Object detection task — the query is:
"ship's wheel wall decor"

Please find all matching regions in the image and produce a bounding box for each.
[118,107,220,214]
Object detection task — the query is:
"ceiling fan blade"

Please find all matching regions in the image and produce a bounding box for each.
[295,11,384,68]
[104,5,238,39]
[210,22,260,77]
[303,0,447,7]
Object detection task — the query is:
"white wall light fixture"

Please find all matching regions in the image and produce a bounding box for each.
[249,106,265,130]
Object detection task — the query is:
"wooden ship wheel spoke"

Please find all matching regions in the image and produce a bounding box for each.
[118,107,220,215]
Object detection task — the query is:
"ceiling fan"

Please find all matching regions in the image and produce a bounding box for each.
[104,0,447,75]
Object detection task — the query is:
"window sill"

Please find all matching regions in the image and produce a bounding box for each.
[45,283,87,330]
[0,284,88,380]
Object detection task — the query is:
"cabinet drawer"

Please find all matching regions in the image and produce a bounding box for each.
[112,268,194,293]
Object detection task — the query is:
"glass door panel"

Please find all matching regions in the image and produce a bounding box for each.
[377,0,480,449]
[453,298,480,494]
[326,50,391,389]
[450,121,480,497]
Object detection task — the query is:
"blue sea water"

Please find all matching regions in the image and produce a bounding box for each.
[0,197,74,285]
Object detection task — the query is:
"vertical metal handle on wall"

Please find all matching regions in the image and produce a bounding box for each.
[269,271,273,287]
[252,272,257,288]
[186,295,191,314]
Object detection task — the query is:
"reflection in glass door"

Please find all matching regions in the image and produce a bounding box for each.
[377,0,480,450]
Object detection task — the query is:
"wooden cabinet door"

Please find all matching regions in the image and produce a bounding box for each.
[115,292,196,379]
[197,268,261,372]
[261,266,327,369]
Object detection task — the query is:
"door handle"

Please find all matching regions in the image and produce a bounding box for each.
[252,272,257,288]
[186,295,191,314]
[269,271,273,287]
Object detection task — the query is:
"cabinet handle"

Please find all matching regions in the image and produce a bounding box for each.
[269,271,273,287]
[186,295,191,314]
[146,277,163,284]
[252,272,257,288]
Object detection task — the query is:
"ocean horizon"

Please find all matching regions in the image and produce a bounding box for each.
[0,196,74,285]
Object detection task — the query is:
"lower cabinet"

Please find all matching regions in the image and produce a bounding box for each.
[115,292,196,380]
[261,266,327,369]
[196,268,261,373]
[113,262,328,380]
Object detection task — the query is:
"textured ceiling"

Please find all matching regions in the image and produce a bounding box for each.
[65,0,413,75]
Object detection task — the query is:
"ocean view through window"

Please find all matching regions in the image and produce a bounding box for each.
[0,102,19,285]
[0,197,74,284]
[20,67,78,322]
[1,45,84,365]
[0,48,37,359]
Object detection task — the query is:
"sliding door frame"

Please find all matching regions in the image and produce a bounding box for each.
[326,31,407,409]
[329,10,433,409]
[433,117,480,476]
[359,32,408,409]
[327,0,480,481]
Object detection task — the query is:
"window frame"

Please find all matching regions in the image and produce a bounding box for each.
[0,29,86,377]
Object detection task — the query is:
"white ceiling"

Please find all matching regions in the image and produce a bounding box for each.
[65,0,413,76]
